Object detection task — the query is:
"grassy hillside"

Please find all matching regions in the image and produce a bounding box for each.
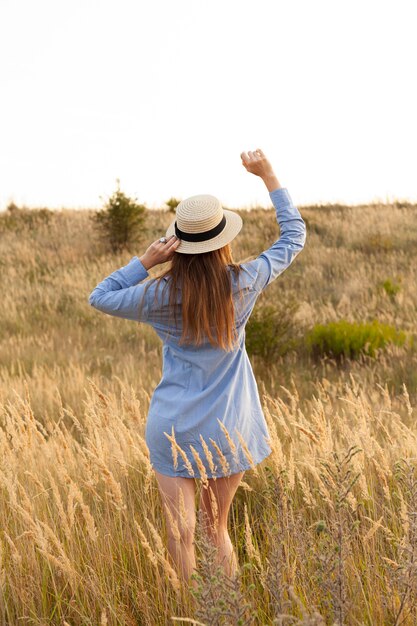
[0,199,416,624]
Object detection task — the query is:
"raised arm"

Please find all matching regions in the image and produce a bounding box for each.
[88,234,180,322]
[240,149,307,292]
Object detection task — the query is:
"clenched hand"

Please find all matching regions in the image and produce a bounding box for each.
[240,149,281,192]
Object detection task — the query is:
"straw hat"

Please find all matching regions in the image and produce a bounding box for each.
[165,194,243,254]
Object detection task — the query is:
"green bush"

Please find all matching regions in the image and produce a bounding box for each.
[305,319,408,361]
[378,278,401,299]
[91,179,146,253]
[165,197,181,213]
[245,300,300,361]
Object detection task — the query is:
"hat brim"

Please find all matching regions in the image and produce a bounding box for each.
[166,209,243,254]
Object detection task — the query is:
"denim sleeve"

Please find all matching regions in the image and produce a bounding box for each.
[88,256,150,322]
[241,187,307,292]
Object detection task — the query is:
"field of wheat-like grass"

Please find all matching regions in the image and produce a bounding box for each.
[0,200,416,625]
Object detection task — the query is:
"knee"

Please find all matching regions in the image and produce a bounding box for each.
[167,515,196,547]
[199,505,227,539]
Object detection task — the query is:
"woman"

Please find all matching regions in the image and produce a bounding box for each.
[88,149,307,585]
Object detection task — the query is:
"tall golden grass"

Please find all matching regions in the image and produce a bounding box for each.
[0,200,416,624]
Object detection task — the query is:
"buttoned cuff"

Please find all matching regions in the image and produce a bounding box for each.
[269,187,293,208]
[120,256,150,286]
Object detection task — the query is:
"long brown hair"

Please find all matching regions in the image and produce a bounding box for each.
[142,244,243,351]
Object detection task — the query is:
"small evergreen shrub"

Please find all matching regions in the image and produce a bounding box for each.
[378,278,401,299]
[91,179,146,253]
[305,319,408,361]
[165,197,181,213]
[245,300,300,361]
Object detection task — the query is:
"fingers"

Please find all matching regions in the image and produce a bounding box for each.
[249,149,264,160]
[241,148,265,164]
[156,235,181,257]
[241,150,257,162]
[166,235,181,250]
[165,236,181,259]
[155,235,178,246]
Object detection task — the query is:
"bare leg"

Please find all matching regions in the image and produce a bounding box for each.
[154,470,198,588]
[198,471,245,578]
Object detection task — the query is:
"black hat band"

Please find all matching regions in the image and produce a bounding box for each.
[174,215,227,242]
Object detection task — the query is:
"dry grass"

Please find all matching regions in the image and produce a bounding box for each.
[0,200,416,624]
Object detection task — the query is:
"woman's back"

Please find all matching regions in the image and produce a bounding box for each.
[88,186,306,478]
[87,148,308,594]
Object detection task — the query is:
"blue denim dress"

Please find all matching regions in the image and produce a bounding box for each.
[88,187,306,478]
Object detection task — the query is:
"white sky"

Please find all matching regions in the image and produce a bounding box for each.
[0,0,416,210]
